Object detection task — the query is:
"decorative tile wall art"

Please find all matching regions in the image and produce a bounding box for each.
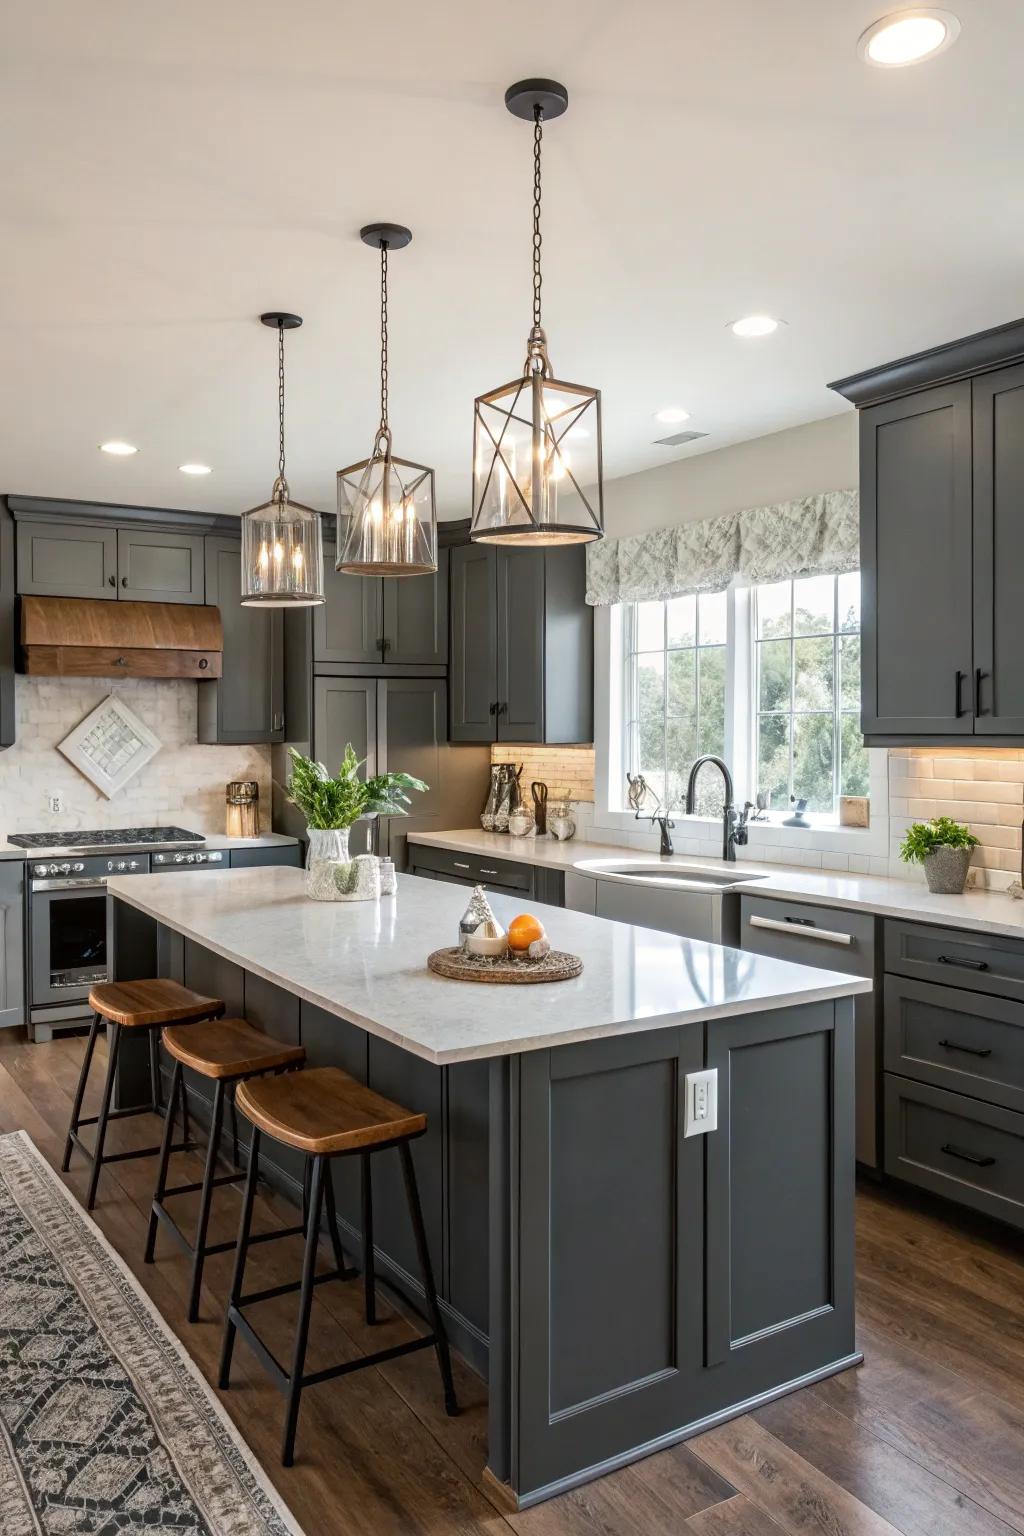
[57,693,162,798]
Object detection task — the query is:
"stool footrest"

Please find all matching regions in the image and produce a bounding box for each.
[162,1172,245,1198]
[302,1335,436,1388]
[237,1265,347,1310]
[76,1104,160,1128]
[70,1129,191,1165]
[225,1304,437,1396]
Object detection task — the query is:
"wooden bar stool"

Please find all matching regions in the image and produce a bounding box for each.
[62,979,225,1211]
[219,1065,458,1466]
[146,1017,308,1322]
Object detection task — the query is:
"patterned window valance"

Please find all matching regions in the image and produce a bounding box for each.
[585,488,858,606]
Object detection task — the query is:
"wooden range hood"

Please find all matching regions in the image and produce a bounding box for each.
[20,597,223,679]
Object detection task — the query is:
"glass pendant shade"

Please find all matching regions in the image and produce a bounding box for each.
[337,448,437,575]
[240,481,325,606]
[471,371,603,545]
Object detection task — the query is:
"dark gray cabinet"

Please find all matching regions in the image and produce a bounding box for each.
[449,542,592,745]
[228,845,302,870]
[314,552,448,668]
[17,519,118,599]
[197,535,284,745]
[831,317,1024,745]
[116,529,205,604]
[407,839,566,906]
[0,502,13,748]
[313,675,377,774]
[0,862,24,1029]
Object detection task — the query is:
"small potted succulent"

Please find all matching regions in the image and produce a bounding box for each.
[284,745,427,901]
[898,815,980,894]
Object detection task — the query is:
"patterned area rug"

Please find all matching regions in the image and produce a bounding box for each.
[0,1129,305,1536]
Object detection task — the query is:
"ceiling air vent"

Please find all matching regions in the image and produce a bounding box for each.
[652,429,709,448]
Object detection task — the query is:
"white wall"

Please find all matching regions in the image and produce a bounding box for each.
[604,413,858,538]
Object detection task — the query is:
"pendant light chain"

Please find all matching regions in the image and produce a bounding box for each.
[276,320,288,494]
[532,106,543,333]
[377,241,391,452]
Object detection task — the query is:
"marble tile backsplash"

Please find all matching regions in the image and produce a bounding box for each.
[0,676,272,839]
[492,744,596,804]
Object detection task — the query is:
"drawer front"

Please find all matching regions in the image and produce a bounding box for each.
[884,1073,1024,1230]
[885,918,1024,1002]
[407,842,534,894]
[740,896,875,977]
[884,975,1024,1114]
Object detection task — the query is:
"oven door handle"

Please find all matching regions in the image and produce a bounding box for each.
[31,877,110,893]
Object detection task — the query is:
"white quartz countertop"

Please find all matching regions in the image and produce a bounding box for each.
[409,829,1024,942]
[106,866,868,1066]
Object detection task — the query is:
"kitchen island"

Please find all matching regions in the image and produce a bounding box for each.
[107,865,870,1508]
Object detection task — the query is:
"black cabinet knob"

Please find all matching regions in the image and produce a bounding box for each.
[121,576,128,587]
[198,657,209,670]
[108,575,116,587]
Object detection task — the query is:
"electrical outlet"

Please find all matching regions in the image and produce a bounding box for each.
[683,1068,718,1137]
[47,792,65,815]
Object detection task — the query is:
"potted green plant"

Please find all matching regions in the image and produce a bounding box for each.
[284,745,427,901]
[898,815,980,894]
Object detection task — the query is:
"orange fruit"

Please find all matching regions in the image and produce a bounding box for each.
[507,913,545,952]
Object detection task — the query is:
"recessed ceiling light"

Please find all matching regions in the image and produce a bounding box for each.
[99,440,138,456]
[858,9,960,67]
[179,463,212,476]
[654,407,690,425]
[730,315,782,338]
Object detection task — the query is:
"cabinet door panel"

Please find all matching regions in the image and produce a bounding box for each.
[17,521,117,599]
[198,536,283,744]
[0,862,24,1028]
[312,675,376,776]
[314,562,382,664]
[117,529,204,604]
[496,549,544,742]
[377,678,446,871]
[381,551,448,666]
[973,363,1024,734]
[450,544,497,742]
[860,384,973,736]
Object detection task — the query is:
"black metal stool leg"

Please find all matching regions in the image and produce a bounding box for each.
[282,1155,325,1467]
[324,1164,356,1281]
[145,1056,181,1263]
[62,1012,100,1172]
[219,1126,261,1391]
[399,1142,457,1415]
[148,1027,162,1113]
[85,1022,121,1211]
[187,1078,226,1322]
[179,1064,191,1148]
[360,1152,377,1324]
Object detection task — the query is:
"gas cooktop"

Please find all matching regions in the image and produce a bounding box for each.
[8,826,206,851]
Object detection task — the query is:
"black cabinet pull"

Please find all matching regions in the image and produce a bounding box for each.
[954,669,964,717]
[497,702,507,716]
[488,702,497,716]
[381,637,391,654]
[938,1038,993,1058]
[941,1142,996,1168]
[121,575,128,587]
[937,954,989,971]
[975,668,987,716]
[114,655,127,667]
[108,574,116,587]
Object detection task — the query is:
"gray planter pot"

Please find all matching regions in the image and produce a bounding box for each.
[922,845,972,894]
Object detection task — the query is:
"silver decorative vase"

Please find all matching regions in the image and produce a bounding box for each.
[922,845,972,894]
[305,828,381,902]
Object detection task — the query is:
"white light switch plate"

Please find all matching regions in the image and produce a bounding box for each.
[683,1068,718,1137]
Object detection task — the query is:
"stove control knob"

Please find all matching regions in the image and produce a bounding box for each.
[107,861,115,872]
[129,860,139,870]
[49,863,60,875]
[73,862,85,873]
[59,862,71,874]
[34,864,47,876]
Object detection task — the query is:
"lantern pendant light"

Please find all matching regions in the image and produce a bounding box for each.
[471,80,604,547]
[240,313,325,607]
[337,224,438,576]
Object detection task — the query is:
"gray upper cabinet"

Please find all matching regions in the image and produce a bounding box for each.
[859,384,973,738]
[116,529,205,604]
[450,542,593,745]
[17,519,118,599]
[0,504,13,748]
[831,318,1024,745]
[197,535,284,745]
[973,362,1024,735]
[314,548,448,668]
[312,675,376,776]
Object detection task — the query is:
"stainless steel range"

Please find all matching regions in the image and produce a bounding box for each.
[14,826,225,1041]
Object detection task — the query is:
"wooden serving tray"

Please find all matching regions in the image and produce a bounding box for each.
[427,947,583,984]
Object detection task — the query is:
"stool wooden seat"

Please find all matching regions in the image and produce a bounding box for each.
[164,1018,305,1079]
[147,1021,306,1323]
[89,978,225,1028]
[235,1066,426,1155]
[63,979,224,1211]
[221,1064,457,1465]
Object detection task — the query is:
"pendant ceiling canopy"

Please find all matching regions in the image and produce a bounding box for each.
[337,223,438,577]
[471,79,604,548]
[240,312,325,608]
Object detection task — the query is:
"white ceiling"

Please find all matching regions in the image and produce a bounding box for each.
[3,0,1023,521]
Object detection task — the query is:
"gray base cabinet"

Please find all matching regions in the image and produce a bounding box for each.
[0,862,24,1028]
[198,535,284,744]
[407,841,565,906]
[883,916,1024,1229]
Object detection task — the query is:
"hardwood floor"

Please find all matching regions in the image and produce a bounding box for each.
[2,1026,1022,1536]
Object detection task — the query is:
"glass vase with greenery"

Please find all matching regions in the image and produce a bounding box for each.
[285,746,427,900]
[898,816,979,894]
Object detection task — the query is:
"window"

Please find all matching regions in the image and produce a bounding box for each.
[624,592,727,812]
[755,573,866,814]
[620,571,866,821]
